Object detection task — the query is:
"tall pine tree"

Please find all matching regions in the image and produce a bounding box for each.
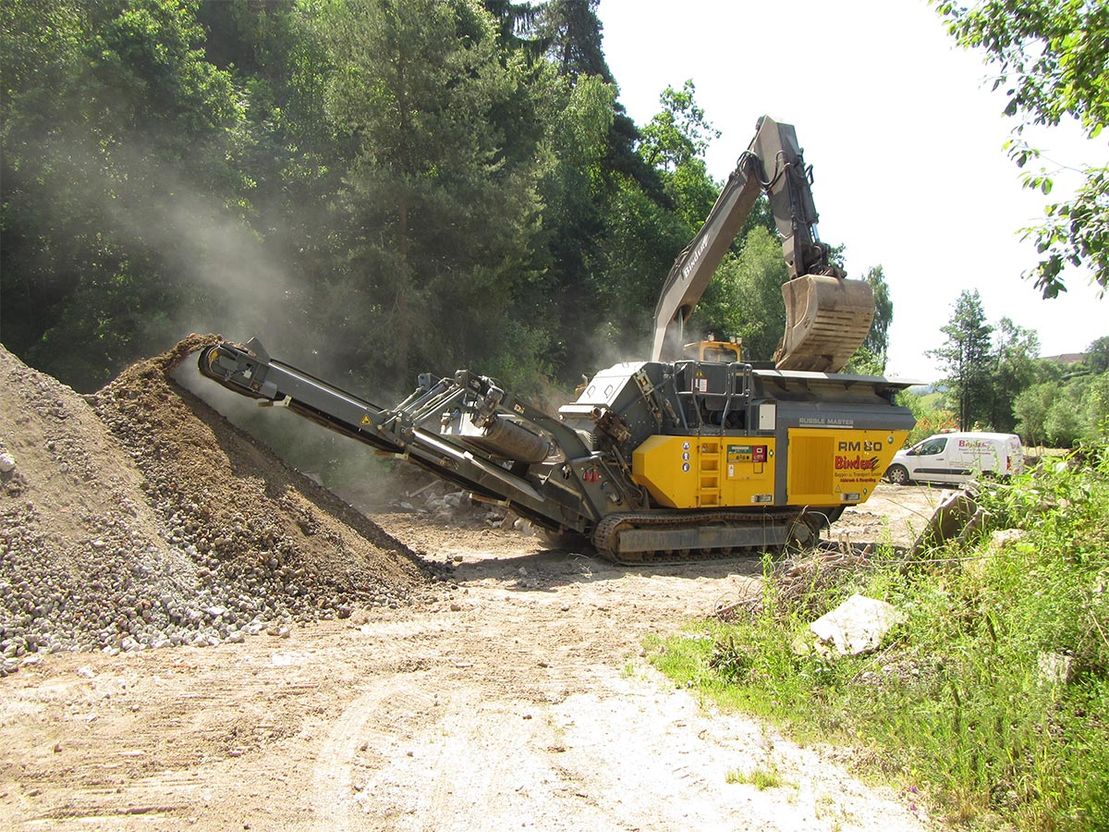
[319,0,546,386]
[931,290,995,429]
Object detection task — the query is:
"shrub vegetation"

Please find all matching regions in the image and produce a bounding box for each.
[649,447,1109,829]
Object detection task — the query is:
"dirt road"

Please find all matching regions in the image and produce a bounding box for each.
[1,486,944,831]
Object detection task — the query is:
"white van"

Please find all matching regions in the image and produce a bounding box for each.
[885,432,1024,486]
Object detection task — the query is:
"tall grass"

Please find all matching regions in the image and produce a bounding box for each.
[649,446,1109,829]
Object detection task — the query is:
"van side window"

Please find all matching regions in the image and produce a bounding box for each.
[917,437,947,456]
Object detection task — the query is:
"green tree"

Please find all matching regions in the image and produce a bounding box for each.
[1086,334,1109,373]
[581,78,728,369]
[635,81,793,359]
[1082,371,1109,442]
[845,265,894,374]
[0,0,88,357]
[480,0,542,55]
[0,0,249,387]
[540,0,605,78]
[1044,378,1087,446]
[539,0,664,202]
[1014,380,1055,446]
[937,0,1108,297]
[192,0,350,361]
[639,81,720,172]
[900,389,959,445]
[0,0,770,399]
[319,0,546,385]
[529,69,621,377]
[931,290,995,429]
[990,317,1041,431]
[696,226,790,361]
[637,81,720,230]
[589,175,690,360]
[1014,370,1109,447]
[863,265,894,361]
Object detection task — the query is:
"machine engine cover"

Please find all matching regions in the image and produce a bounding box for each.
[632,435,776,509]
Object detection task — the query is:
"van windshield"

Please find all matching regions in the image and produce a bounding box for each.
[916,437,947,456]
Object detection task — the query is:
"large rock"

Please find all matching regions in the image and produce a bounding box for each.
[988,528,1025,551]
[808,594,905,657]
[911,490,985,554]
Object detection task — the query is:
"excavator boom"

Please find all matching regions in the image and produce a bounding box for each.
[650,116,873,371]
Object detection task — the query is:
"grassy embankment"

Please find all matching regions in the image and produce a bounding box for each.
[649,449,1109,829]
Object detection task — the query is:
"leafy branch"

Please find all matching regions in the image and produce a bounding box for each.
[936,0,1109,297]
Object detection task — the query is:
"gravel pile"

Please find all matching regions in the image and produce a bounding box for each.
[1,338,428,672]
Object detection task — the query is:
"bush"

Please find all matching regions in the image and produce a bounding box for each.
[899,389,956,445]
[649,446,1109,829]
[1016,371,1109,449]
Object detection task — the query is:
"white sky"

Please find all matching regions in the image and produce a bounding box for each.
[596,0,1107,380]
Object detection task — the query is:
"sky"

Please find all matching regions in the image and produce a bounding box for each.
[596,0,1107,381]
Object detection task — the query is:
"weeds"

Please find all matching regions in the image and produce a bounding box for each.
[726,762,788,790]
[649,446,1109,830]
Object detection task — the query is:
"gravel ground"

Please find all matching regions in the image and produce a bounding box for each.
[0,511,933,831]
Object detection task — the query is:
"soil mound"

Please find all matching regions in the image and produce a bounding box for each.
[1,337,427,669]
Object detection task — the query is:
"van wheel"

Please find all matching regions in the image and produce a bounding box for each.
[886,464,910,486]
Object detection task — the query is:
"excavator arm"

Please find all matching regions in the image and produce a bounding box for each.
[650,116,873,372]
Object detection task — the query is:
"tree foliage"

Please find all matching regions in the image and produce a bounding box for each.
[639,81,720,173]
[1086,334,1109,373]
[929,287,1106,445]
[930,290,996,429]
[0,0,249,385]
[318,0,548,384]
[844,265,894,374]
[899,389,958,445]
[694,227,789,362]
[1016,372,1109,448]
[862,265,894,361]
[989,317,1042,431]
[937,0,1109,297]
[1,0,893,404]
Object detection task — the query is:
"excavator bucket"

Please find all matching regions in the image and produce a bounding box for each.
[775,275,875,372]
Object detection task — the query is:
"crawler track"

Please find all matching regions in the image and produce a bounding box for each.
[590,508,834,565]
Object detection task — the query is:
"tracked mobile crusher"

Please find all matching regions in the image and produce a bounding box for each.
[200,116,915,562]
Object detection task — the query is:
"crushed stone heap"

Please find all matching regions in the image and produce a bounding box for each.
[0,337,427,671]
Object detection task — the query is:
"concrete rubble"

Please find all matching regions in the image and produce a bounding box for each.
[398,482,536,535]
[808,594,906,657]
[911,489,985,555]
